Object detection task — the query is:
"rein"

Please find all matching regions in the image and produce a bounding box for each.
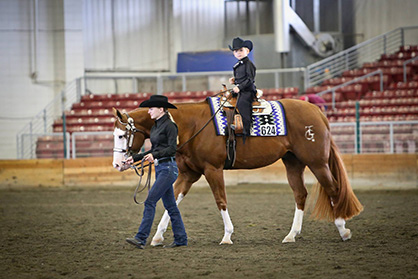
[176,90,232,150]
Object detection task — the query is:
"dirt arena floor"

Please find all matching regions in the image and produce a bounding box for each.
[1,183,417,279]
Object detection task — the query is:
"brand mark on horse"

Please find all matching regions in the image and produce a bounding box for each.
[305,125,315,142]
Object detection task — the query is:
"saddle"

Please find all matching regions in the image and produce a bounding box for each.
[219,85,272,117]
[217,85,270,169]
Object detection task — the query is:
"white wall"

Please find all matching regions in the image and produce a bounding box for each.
[84,0,224,93]
[0,0,84,159]
[353,0,418,45]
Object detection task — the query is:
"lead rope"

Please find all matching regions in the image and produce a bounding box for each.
[132,159,153,204]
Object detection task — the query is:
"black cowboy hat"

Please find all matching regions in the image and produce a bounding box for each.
[139,95,177,109]
[228,37,253,52]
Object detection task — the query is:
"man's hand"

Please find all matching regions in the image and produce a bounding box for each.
[233,86,240,93]
[229,77,235,85]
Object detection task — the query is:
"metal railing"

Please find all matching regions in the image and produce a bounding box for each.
[306,26,418,88]
[71,131,113,159]
[25,120,417,160]
[16,78,84,159]
[19,132,71,159]
[330,120,418,154]
[84,67,306,95]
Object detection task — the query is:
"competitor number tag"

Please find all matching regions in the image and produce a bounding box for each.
[260,124,276,136]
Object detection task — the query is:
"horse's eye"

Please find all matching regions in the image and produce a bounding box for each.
[118,135,123,139]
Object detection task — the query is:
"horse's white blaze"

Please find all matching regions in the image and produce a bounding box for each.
[112,127,128,171]
[220,209,234,245]
[151,193,185,246]
[282,204,304,243]
[335,217,352,241]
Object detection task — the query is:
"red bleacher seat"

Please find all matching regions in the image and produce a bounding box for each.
[283,87,298,98]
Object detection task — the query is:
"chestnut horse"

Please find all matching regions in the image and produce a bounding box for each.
[112,98,363,245]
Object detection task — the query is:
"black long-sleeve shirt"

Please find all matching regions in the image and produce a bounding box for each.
[233,56,256,93]
[132,113,177,162]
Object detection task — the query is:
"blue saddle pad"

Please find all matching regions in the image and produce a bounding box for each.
[207,97,287,137]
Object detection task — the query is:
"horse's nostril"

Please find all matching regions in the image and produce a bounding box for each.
[113,163,119,169]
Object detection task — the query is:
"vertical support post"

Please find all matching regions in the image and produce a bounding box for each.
[245,0,250,35]
[132,77,138,93]
[331,89,335,109]
[20,134,24,159]
[83,77,87,95]
[313,0,320,34]
[345,52,349,71]
[389,123,394,154]
[379,71,384,91]
[29,122,33,159]
[156,76,163,95]
[114,78,118,94]
[400,28,405,46]
[61,90,67,159]
[274,72,279,88]
[65,132,70,159]
[43,109,47,133]
[337,0,342,33]
[355,101,360,154]
[16,134,20,159]
[62,112,67,159]
[182,75,187,92]
[305,68,310,89]
[255,0,260,35]
[301,69,306,92]
[224,1,228,38]
[72,132,76,159]
[76,77,81,102]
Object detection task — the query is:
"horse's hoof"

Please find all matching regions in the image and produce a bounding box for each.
[219,240,233,245]
[341,229,352,241]
[151,238,164,247]
[282,236,296,243]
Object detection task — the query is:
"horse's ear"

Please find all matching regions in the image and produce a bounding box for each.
[112,107,123,120]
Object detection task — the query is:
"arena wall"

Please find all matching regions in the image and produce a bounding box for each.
[0,154,416,189]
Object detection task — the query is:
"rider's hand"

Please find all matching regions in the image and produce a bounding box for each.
[229,77,235,84]
[233,86,240,93]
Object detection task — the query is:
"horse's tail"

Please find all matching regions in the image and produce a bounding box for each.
[312,136,364,222]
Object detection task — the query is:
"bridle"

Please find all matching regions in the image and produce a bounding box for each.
[113,112,151,204]
[113,112,148,157]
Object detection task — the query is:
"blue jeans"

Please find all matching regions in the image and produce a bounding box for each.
[135,159,187,246]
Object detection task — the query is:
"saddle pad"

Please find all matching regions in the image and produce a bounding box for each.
[207,97,287,137]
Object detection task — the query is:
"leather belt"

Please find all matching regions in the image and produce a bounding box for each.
[154,157,175,166]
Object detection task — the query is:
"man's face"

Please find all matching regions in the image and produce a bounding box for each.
[233,47,249,60]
